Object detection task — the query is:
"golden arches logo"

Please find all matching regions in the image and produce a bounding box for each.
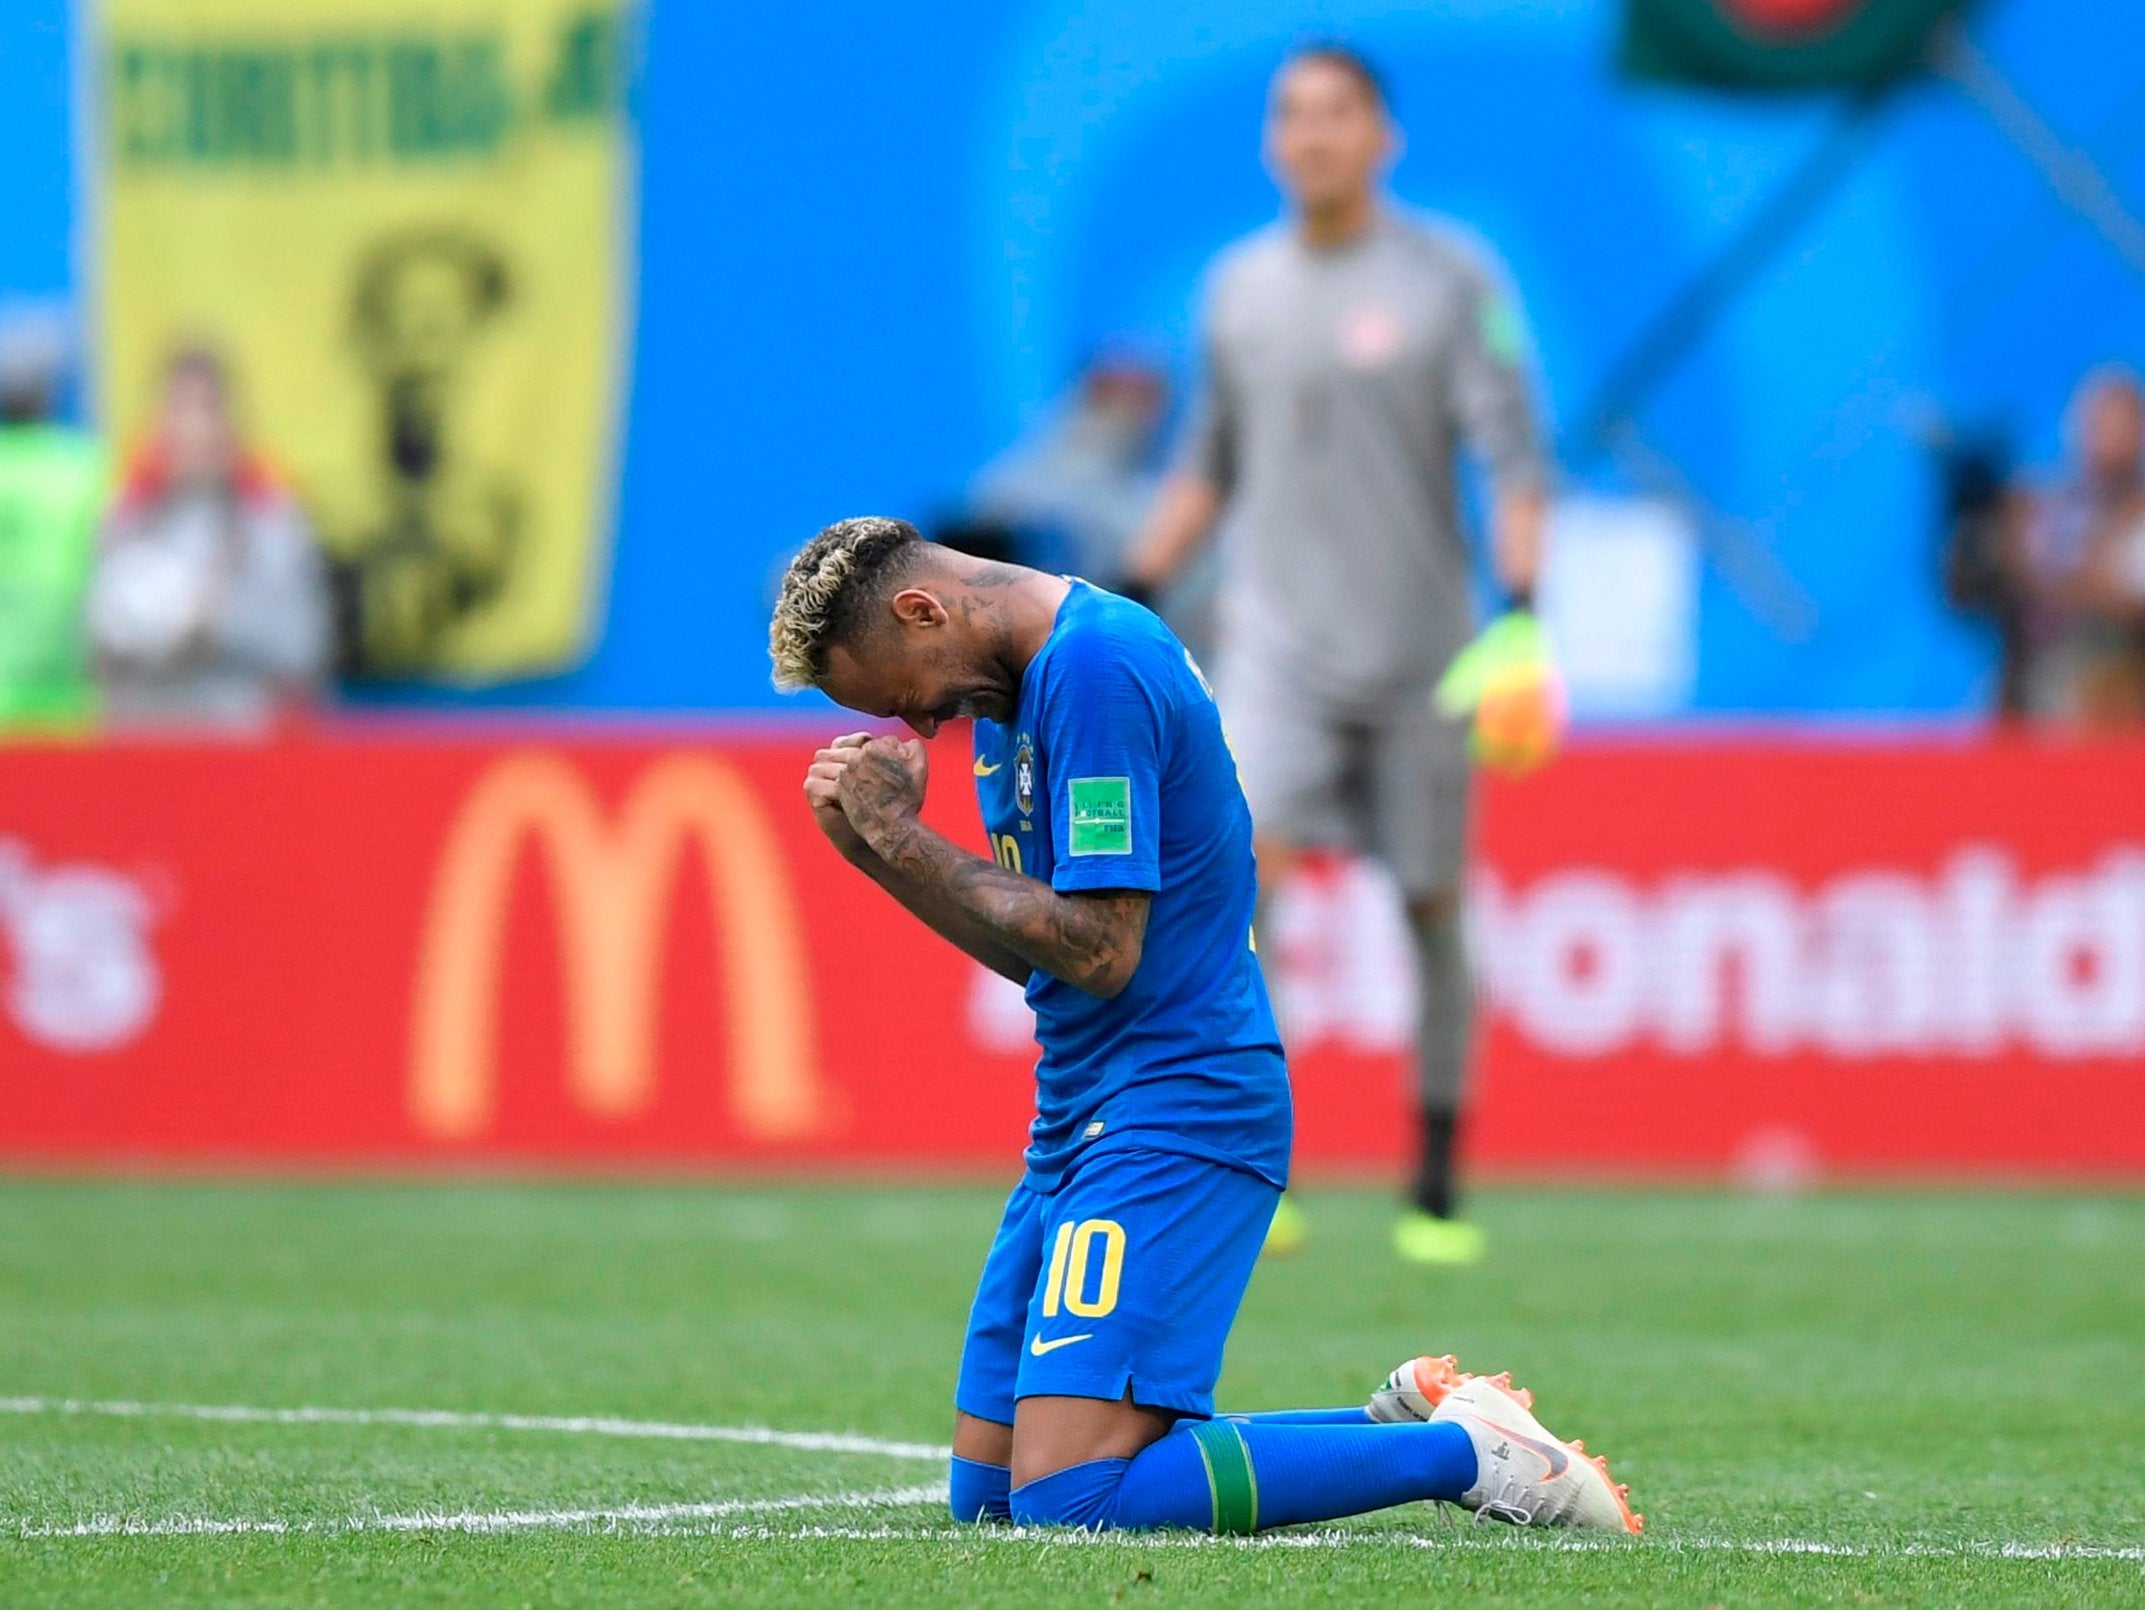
[409,751,823,1142]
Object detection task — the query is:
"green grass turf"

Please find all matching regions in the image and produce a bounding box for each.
[1,1181,2141,1607]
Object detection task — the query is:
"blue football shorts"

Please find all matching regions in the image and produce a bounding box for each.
[953,1145,1281,1424]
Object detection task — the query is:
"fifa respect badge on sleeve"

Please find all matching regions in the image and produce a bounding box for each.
[1067,778,1132,856]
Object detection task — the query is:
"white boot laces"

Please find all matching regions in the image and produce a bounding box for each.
[1471,1475,1543,1527]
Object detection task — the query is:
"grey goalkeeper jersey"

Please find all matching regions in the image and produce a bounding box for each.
[1185,211,1549,709]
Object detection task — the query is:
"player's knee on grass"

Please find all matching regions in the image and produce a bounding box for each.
[949,1454,1012,1524]
[1007,1456,1136,1530]
[1006,1423,1232,1532]
[1009,1393,1176,1489]
[1004,1393,1185,1529]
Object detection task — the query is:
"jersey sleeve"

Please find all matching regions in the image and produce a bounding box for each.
[1448,252,1550,495]
[1038,629,1165,896]
[1174,266,1240,494]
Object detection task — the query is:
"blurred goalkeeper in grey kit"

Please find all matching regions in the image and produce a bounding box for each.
[1124,45,1556,1266]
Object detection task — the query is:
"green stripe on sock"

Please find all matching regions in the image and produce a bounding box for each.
[1188,1420,1258,1535]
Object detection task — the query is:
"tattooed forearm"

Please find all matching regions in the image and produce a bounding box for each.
[842,846,1034,984]
[823,731,1146,994]
[862,816,1149,997]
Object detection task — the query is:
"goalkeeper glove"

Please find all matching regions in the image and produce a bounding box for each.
[1434,609,1567,776]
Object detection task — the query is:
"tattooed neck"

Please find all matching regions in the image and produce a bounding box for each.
[956,560,1023,590]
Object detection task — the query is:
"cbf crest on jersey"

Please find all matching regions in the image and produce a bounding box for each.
[1014,736,1036,817]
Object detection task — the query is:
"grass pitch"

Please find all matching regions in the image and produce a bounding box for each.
[1,1179,2140,1607]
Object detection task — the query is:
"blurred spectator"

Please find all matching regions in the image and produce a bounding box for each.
[1933,426,2022,713]
[88,349,331,731]
[0,304,104,734]
[971,350,1168,577]
[2008,368,2145,725]
[964,350,1219,654]
[927,512,1027,568]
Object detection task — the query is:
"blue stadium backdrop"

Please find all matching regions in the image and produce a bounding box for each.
[4,0,2144,717]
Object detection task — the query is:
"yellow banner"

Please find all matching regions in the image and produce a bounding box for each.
[94,0,636,680]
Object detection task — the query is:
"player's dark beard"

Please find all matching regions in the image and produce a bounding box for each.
[940,638,1018,725]
[953,686,1014,723]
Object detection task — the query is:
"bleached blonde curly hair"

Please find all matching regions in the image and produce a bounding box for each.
[768,515,924,692]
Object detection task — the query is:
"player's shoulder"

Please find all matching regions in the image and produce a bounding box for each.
[1204,222,1295,302]
[1047,581,1179,666]
[1384,209,1509,291]
[1036,583,1186,700]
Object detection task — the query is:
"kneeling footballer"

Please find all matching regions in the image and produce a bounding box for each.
[770,515,1638,1535]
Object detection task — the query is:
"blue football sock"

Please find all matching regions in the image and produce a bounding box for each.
[1009,1455,1133,1529]
[948,1455,1011,1524]
[1007,1418,1477,1533]
[1226,1406,1372,1427]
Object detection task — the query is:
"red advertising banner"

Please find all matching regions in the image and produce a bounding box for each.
[0,729,2140,1177]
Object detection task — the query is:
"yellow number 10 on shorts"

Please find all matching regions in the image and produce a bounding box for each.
[1041,1219,1124,1318]
[956,1150,1280,1425]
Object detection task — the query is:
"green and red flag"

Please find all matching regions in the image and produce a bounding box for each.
[1623,0,1976,91]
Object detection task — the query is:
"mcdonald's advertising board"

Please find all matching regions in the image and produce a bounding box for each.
[0,730,2141,1178]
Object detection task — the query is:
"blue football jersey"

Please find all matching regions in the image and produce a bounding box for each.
[971,580,1291,1192]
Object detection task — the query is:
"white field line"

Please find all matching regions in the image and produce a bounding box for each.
[6,1395,2140,1564]
[0,1396,948,1463]
[17,1503,2145,1561]
[36,1511,2128,1563]
[577,1523,2145,1563]
[13,1486,951,1540]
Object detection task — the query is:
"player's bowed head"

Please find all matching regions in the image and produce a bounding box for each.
[770,515,1050,739]
[771,516,1148,999]
[770,514,1066,866]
